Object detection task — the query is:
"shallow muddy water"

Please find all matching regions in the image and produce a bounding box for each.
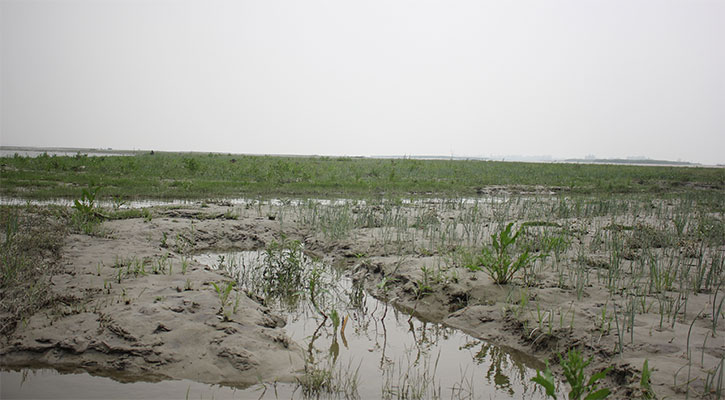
[0,195,512,210]
[0,149,134,158]
[0,368,244,399]
[191,251,553,399]
[0,197,197,209]
[2,249,554,399]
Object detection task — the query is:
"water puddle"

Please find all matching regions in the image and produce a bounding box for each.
[1,247,554,399]
[0,367,244,399]
[0,197,198,209]
[0,149,134,158]
[192,249,552,399]
[0,196,511,210]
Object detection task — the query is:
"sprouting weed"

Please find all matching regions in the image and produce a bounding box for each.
[640,359,656,400]
[211,281,234,308]
[181,257,189,275]
[532,348,611,400]
[232,292,242,314]
[468,223,541,284]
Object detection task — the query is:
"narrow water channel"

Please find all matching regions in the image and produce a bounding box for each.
[1,249,553,399]
[192,250,550,399]
[0,195,509,209]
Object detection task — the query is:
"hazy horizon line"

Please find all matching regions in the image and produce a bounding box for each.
[2,144,721,167]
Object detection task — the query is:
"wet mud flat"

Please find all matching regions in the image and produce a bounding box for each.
[1,194,724,399]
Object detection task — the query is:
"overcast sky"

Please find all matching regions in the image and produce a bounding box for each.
[1,0,724,164]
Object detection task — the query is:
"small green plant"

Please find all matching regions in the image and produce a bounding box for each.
[307,265,328,317]
[211,281,234,320]
[142,208,152,222]
[111,195,127,209]
[181,257,189,275]
[640,359,656,399]
[232,292,242,314]
[260,238,306,306]
[531,362,557,398]
[71,185,105,234]
[152,255,170,274]
[211,281,233,308]
[416,266,434,296]
[223,209,238,220]
[296,358,360,399]
[297,363,334,397]
[469,223,538,284]
[72,185,101,217]
[531,348,611,400]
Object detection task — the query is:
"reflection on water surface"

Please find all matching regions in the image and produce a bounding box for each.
[1,243,554,399]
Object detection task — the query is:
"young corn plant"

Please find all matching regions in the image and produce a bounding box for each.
[531,348,611,400]
[469,222,538,284]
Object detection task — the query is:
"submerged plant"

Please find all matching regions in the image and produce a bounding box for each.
[296,357,360,399]
[260,238,306,306]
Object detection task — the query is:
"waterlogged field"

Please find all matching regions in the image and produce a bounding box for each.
[1,152,724,399]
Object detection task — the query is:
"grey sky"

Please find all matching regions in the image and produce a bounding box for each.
[1,0,724,164]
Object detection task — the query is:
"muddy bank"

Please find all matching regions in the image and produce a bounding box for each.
[0,205,305,388]
[296,197,723,399]
[2,196,723,399]
[330,232,724,398]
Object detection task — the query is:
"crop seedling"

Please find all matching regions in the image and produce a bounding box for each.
[468,222,539,284]
[71,185,105,234]
[72,185,101,218]
[232,292,242,314]
[211,281,234,320]
[531,362,557,399]
[212,281,233,307]
[531,348,611,400]
[416,266,434,296]
[181,257,189,275]
[640,359,656,400]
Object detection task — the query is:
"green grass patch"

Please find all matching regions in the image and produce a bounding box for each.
[1,152,723,201]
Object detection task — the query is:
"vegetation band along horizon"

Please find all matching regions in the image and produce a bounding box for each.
[1,152,723,200]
